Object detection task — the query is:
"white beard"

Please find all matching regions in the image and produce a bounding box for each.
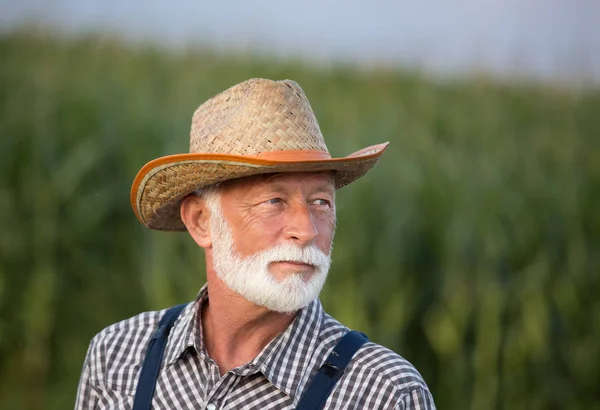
[209,204,331,313]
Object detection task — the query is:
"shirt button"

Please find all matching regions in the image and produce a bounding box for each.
[207,403,217,410]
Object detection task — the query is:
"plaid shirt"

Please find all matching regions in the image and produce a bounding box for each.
[76,285,435,409]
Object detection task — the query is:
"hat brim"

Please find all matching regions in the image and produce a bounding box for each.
[131,142,389,231]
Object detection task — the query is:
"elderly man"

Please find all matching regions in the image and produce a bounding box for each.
[75,79,435,409]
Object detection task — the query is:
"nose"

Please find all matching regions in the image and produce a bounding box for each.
[284,202,319,246]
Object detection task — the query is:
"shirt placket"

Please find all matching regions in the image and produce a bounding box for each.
[203,367,241,410]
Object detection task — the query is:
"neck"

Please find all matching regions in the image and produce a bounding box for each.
[201,270,298,375]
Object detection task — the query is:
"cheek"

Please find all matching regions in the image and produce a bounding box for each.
[235,214,283,251]
[315,214,336,250]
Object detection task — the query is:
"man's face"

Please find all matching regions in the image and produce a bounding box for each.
[207,172,336,312]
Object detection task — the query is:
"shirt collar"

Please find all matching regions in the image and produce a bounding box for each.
[165,284,209,366]
[164,284,325,400]
[256,298,325,400]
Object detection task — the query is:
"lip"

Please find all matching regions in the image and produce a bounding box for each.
[272,261,314,269]
[272,261,315,269]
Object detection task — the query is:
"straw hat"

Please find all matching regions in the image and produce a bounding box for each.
[131,78,389,231]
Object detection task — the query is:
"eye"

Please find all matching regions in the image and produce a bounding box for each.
[266,197,283,205]
[311,198,331,207]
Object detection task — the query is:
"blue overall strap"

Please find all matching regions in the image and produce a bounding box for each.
[132,303,187,410]
[296,330,369,410]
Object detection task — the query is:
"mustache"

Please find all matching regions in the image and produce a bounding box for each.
[245,243,331,268]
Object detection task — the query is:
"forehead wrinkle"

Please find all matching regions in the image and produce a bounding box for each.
[221,173,335,205]
[264,172,335,191]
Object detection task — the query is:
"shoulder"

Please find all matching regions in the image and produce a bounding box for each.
[91,308,166,351]
[320,314,434,408]
[85,308,168,385]
[353,341,429,392]
[344,341,434,408]
[338,341,434,408]
[321,313,428,391]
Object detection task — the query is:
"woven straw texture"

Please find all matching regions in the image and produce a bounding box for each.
[190,78,328,155]
[132,78,387,231]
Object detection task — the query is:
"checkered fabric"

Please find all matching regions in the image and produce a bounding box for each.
[75,285,435,409]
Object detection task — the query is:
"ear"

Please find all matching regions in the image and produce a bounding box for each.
[180,195,212,249]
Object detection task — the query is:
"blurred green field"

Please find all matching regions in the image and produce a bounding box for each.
[0,30,599,409]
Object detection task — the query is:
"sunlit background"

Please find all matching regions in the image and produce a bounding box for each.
[1,1,599,409]
[3,0,600,82]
